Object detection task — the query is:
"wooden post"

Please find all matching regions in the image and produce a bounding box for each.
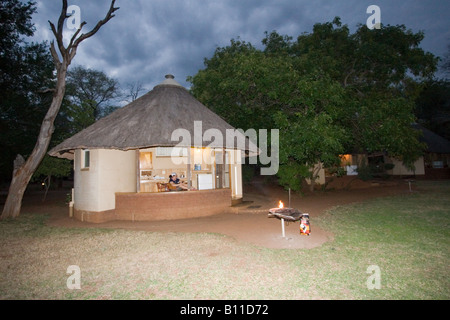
[69,188,74,218]
[187,147,192,190]
[234,166,238,197]
[222,148,226,188]
[289,188,291,208]
[212,149,216,189]
[136,150,140,193]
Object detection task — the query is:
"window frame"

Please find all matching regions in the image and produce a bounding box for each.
[81,149,90,170]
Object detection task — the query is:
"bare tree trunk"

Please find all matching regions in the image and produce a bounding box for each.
[308,163,322,193]
[1,67,67,219]
[1,0,118,220]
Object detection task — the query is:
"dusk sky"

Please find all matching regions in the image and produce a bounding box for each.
[27,0,450,94]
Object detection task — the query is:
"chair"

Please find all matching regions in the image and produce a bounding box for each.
[167,182,179,191]
[157,182,169,192]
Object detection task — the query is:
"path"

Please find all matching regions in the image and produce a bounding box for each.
[37,178,412,249]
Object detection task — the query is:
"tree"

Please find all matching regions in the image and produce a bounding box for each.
[292,18,437,91]
[274,75,348,191]
[188,38,297,131]
[124,80,146,103]
[415,44,450,140]
[65,65,121,121]
[292,19,437,159]
[441,43,450,78]
[189,38,347,189]
[0,0,35,52]
[189,18,438,190]
[1,0,119,220]
[32,154,72,201]
[415,79,450,140]
[59,66,122,135]
[0,1,55,182]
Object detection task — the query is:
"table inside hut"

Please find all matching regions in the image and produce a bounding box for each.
[139,175,200,193]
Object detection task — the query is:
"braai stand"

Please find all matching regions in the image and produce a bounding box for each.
[268,207,303,238]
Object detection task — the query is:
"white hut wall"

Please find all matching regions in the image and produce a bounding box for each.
[385,156,425,176]
[74,149,137,214]
[74,149,100,213]
[97,149,137,210]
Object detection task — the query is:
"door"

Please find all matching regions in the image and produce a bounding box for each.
[214,150,230,189]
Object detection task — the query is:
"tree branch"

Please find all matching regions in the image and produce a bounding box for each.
[48,0,119,66]
[48,21,66,59]
[57,0,69,38]
[67,21,86,49]
[71,0,119,53]
[38,88,56,94]
[49,41,61,67]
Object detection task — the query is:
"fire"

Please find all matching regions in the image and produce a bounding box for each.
[278,201,284,209]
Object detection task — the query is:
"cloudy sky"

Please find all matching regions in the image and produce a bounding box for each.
[28,0,450,93]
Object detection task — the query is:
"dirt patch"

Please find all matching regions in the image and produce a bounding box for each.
[5,177,413,249]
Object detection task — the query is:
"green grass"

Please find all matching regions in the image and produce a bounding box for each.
[310,181,450,299]
[0,180,449,299]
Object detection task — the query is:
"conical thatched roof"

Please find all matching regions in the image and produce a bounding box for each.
[49,75,259,159]
[413,123,450,154]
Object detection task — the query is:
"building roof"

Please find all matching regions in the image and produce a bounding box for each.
[413,123,450,154]
[49,75,259,159]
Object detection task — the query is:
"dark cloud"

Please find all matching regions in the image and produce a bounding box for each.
[29,0,450,92]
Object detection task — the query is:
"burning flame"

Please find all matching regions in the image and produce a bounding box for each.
[278,201,284,209]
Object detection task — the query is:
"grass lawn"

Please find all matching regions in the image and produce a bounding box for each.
[0,180,448,300]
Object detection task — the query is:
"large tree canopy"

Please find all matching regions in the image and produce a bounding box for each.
[415,44,450,141]
[65,66,121,121]
[59,65,121,136]
[188,18,438,190]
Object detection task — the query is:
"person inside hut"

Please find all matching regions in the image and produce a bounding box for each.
[168,173,192,191]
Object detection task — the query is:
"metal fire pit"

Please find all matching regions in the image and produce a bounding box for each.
[268,207,303,238]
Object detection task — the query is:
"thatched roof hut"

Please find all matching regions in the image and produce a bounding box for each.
[50,75,257,223]
[49,74,258,159]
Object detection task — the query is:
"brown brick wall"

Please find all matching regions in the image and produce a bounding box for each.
[73,208,116,223]
[115,189,233,221]
[71,189,233,223]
